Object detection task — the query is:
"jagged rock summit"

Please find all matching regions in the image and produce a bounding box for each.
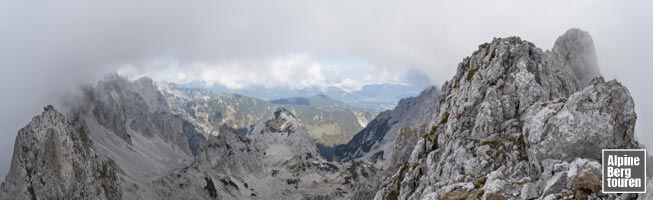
[248,107,323,165]
[551,28,601,86]
[374,28,641,200]
[0,106,122,200]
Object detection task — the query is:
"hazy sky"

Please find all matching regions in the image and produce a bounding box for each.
[0,0,652,176]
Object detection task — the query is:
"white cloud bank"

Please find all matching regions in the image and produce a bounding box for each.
[116,54,419,92]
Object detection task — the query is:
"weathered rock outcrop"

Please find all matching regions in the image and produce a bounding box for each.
[335,86,440,171]
[248,107,322,166]
[0,106,122,200]
[374,28,640,200]
[524,78,637,162]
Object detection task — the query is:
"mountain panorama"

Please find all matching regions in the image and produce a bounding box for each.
[1,29,651,200]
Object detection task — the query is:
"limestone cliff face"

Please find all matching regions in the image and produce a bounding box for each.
[374,29,640,200]
[72,75,206,199]
[524,78,637,162]
[89,75,202,155]
[335,86,440,171]
[0,75,203,200]
[0,106,122,200]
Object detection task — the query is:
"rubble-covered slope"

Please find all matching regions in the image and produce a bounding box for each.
[151,110,379,200]
[374,28,643,200]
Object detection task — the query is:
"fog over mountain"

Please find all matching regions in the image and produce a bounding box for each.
[1,0,652,178]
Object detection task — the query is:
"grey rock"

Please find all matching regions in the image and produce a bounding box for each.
[541,159,564,180]
[334,86,440,171]
[541,172,567,198]
[132,76,169,112]
[1,74,206,200]
[550,28,601,86]
[373,28,637,200]
[0,106,122,200]
[566,158,601,181]
[1,74,380,200]
[617,193,637,200]
[483,179,508,194]
[524,79,638,162]
[553,162,569,173]
[543,194,558,200]
[87,74,203,155]
[198,126,266,176]
[520,183,538,200]
[247,107,322,166]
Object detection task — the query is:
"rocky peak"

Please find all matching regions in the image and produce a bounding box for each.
[249,107,301,136]
[248,107,321,165]
[265,108,300,134]
[0,106,122,200]
[83,74,200,155]
[132,76,169,112]
[551,28,601,86]
[374,28,638,200]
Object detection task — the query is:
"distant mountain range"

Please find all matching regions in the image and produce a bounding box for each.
[158,82,376,146]
[177,81,430,112]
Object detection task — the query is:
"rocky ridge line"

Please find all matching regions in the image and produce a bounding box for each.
[374,28,643,200]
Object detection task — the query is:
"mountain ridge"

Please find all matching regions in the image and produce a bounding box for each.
[158,83,377,146]
[175,81,429,112]
[2,74,379,200]
[373,28,645,200]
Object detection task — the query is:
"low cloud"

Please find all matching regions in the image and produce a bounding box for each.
[195,55,328,90]
[117,54,424,92]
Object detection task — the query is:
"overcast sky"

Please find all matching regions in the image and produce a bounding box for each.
[0,0,652,176]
